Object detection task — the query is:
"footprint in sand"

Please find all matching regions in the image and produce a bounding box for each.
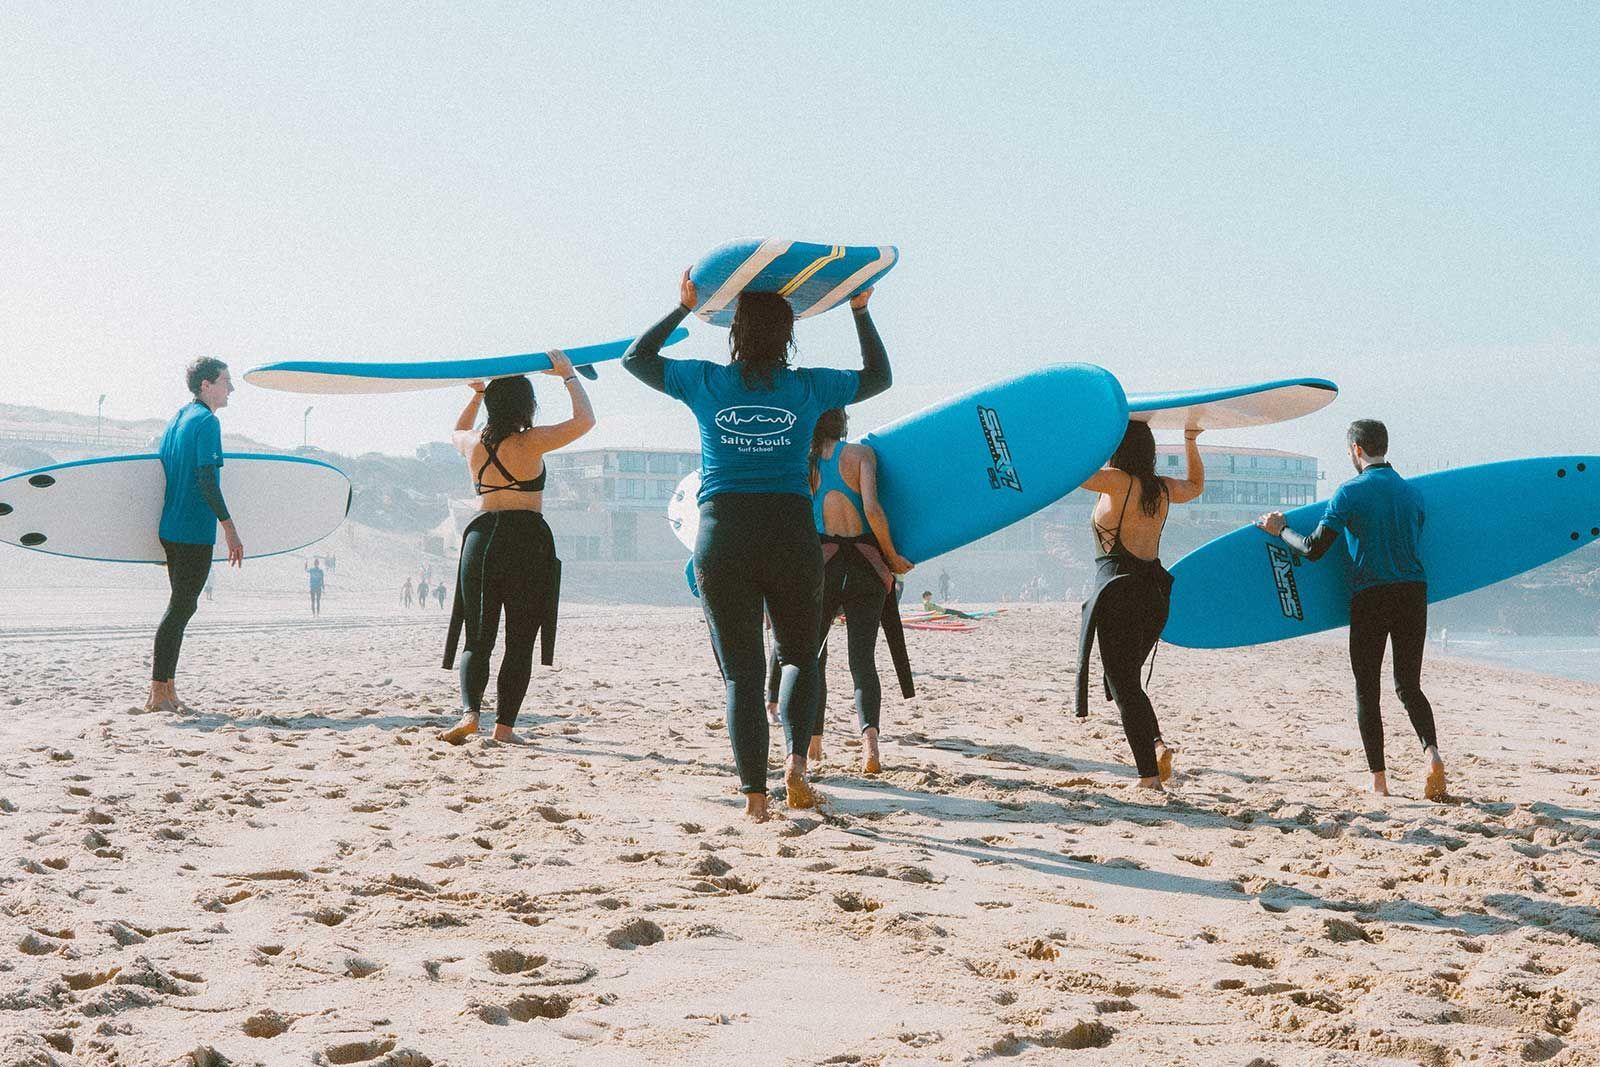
[602,918,664,949]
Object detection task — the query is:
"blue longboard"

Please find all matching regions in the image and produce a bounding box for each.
[0,453,350,563]
[243,329,689,394]
[1128,377,1338,430]
[689,239,898,328]
[865,364,1128,563]
[1163,457,1600,648]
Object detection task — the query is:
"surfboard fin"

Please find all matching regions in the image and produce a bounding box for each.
[577,365,599,381]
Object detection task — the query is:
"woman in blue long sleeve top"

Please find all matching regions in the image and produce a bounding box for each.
[624,269,891,821]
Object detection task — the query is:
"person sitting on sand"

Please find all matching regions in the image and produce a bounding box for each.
[1077,421,1204,791]
[147,357,244,714]
[1257,419,1446,801]
[622,270,891,821]
[919,591,974,619]
[439,353,593,746]
[806,408,914,775]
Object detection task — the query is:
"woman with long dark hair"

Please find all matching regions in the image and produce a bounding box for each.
[1076,420,1204,790]
[807,408,914,775]
[624,270,891,821]
[438,351,594,745]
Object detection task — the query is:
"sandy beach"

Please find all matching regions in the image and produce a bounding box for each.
[3,593,1599,1066]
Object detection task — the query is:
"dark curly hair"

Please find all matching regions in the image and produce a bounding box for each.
[728,291,795,389]
[1109,420,1166,517]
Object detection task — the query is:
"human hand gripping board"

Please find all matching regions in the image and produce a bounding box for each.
[0,453,350,563]
[242,330,689,394]
[1162,457,1600,648]
[688,239,898,327]
[1126,377,1338,430]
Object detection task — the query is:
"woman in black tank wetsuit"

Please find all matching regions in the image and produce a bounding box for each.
[438,352,595,745]
[1076,422,1204,791]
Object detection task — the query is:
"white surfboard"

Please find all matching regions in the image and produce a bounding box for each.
[667,469,701,550]
[1128,378,1337,431]
[0,453,350,563]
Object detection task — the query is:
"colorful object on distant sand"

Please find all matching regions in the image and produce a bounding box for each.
[0,453,349,563]
[243,330,689,394]
[1163,457,1600,648]
[1127,377,1337,431]
[688,239,898,328]
[903,620,979,632]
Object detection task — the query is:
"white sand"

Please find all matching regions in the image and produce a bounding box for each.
[2,598,1599,1066]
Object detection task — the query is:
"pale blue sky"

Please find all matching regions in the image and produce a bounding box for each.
[4,3,1596,485]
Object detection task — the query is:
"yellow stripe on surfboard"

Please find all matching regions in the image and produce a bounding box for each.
[777,246,845,297]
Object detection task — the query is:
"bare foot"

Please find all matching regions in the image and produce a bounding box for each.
[439,714,479,745]
[1370,771,1391,796]
[1136,775,1165,792]
[1155,741,1176,783]
[807,736,824,764]
[744,793,770,822]
[491,725,524,745]
[784,757,818,809]
[765,702,780,727]
[1423,750,1447,801]
[862,728,882,775]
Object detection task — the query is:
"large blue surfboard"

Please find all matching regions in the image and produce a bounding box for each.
[1163,457,1600,648]
[0,453,350,563]
[689,239,898,328]
[242,329,689,394]
[1128,378,1338,430]
[865,364,1127,563]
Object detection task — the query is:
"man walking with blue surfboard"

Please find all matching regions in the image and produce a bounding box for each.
[1257,420,1447,801]
[146,357,244,714]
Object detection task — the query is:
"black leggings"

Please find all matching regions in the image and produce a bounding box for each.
[1095,575,1169,779]
[153,539,213,682]
[813,549,887,737]
[456,511,553,728]
[695,494,823,795]
[1349,581,1437,772]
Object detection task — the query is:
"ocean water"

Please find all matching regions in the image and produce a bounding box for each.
[1440,631,1600,685]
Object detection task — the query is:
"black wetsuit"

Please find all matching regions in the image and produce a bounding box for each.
[441,440,560,729]
[1076,477,1173,780]
[622,301,890,795]
[153,437,229,683]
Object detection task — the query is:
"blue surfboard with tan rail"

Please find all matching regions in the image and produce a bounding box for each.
[1163,457,1600,648]
[688,239,898,328]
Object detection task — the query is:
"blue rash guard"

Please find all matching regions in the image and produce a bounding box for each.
[1284,462,1426,595]
[158,402,228,545]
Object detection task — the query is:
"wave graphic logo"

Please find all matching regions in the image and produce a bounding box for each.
[714,406,797,438]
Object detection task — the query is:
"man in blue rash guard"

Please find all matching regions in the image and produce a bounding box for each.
[147,357,244,714]
[1257,419,1446,801]
[623,269,891,822]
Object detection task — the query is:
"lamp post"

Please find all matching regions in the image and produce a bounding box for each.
[303,406,313,448]
[96,394,106,441]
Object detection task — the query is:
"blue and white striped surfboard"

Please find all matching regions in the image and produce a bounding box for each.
[689,239,898,328]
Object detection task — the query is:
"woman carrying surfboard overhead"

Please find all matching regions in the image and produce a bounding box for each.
[623,269,891,821]
[1076,421,1204,791]
[147,357,244,715]
[806,409,915,775]
[1257,420,1446,801]
[438,352,594,746]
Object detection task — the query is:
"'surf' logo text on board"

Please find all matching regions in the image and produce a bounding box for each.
[714,406,797,438]
[978,406,1022,492]
[1267,543,1303,621]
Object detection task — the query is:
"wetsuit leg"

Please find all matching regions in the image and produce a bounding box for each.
[697,499,775,795]
[840,557,886,735]
[1348,585,1391,772]
[1095,578,1169,779]
[1386,582,1438,753]
[493,555,542,729]
[456,520,504,716]
[811,556,850,740]
[152,539,213,682]
[765,610,782,706]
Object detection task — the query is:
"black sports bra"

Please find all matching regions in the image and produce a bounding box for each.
[474,438,547,496]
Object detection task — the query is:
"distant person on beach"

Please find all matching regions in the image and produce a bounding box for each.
[1258,419,1446,801]
[147,357,243,714]
[439,353,592,746]
[306,557,325,616]
[920,591,974,619]
[937,569,950,601]
[623,270,890,821]
[1077,422,1204,791]
[806,408,914,775]
[434,582,446,609]
[204,579,214,602]
[417,579,430,607]
[402,577,413,607]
